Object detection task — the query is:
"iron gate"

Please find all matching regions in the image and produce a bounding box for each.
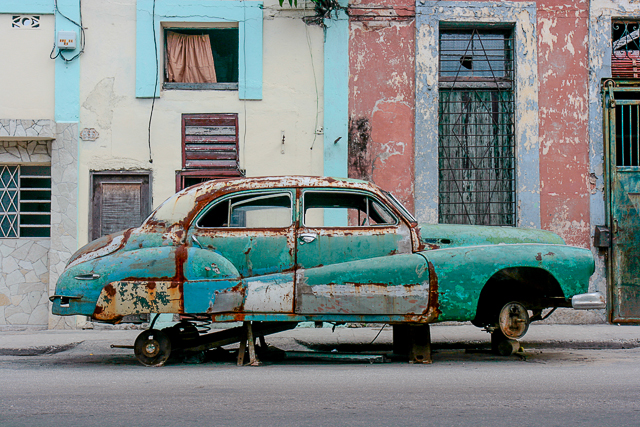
[603,79,640,323]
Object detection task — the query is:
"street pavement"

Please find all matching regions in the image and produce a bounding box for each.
[1,323,639,426]
[0,323,638,357]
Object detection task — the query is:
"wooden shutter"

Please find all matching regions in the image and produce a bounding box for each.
[182,113,240,170]
[91,172,151,240]
[612,51,640,78]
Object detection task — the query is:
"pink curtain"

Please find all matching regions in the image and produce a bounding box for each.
[166,31,217,83]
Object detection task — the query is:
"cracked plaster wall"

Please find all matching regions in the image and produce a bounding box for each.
[537,0,591,251]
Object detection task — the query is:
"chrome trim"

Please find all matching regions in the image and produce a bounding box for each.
[572,292,606,310]
[49,295,82,302]
[74,273,101,280]
[192,235,204,249]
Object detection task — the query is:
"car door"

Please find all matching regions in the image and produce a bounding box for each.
[184,189,296,314]
[294,188,428,315]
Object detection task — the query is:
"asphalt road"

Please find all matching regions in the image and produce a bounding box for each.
[1,340,639,427]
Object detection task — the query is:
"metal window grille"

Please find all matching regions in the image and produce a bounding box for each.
[0,165,51,238]
[438,28,516,226]
[612,21,640,78]
[614,93,640,167]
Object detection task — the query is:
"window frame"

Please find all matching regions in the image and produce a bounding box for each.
[437,26,517,227]
[89,171,152,241]
[177,113,244,191]
[135,0,264,100]
[301,189,399,228]
[162,23,240,91]
[195,190,294,230]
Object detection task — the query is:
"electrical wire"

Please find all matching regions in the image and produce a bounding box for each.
[241,1,248,174]
[306,17,320,151]
[50,0,85,62]
[147,0,158,164]
[368,324,387,345]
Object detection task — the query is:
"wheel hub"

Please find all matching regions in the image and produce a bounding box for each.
[143,339,160,357]
[498,302,530,339]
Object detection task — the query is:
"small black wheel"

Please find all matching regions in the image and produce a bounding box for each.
[134,329,172,367]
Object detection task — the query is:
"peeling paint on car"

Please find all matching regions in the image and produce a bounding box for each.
[51,176,595,330]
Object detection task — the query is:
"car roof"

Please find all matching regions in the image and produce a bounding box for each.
[146,176,387,227]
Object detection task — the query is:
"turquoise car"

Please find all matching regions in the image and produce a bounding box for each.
[51,176,603,365]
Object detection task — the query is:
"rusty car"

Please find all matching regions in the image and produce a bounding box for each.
[50,176,604,365]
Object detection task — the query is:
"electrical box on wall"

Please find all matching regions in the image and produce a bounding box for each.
[57,31,77,49]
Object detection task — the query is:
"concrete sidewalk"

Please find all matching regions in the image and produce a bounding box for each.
[0,324,638,356]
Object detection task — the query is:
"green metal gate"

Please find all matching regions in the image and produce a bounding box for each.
[603,79,640,323]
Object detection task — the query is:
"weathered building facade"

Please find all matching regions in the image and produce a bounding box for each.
[346,0,639,323]
[2,0,639,328]
[1,0,327,328]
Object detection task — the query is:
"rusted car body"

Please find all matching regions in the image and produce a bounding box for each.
[51,176,602,345]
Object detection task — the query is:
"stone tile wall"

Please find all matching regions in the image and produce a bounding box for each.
[0,239,50,327]
[0,119,54,140]
[0,135,53,328]
[47,123,79,329]
[0,141,52,163]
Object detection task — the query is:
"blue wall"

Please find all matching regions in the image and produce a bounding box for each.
[322,4,349,180]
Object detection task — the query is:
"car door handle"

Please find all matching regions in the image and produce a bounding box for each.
[299,233,318,244]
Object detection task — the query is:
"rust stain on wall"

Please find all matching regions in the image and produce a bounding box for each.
[348,116,373,181]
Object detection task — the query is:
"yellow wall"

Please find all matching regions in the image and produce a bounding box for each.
[0,14,55,120]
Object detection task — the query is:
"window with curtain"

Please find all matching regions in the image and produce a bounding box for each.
[164,27,239,88]
[438,27,516,226]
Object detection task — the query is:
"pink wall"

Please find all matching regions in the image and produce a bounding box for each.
[347,0,591,247]
[348,0,416,212]
[537,0,590,248]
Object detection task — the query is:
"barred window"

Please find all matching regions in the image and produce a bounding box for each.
[612,21,640,78]
[438,27,516,226]
[0,165,51,238]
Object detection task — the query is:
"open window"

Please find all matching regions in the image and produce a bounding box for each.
[198,192,292,229]
[164,24,239,90]
[302,191,397,228]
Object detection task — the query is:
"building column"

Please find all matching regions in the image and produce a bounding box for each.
[48,123,79,329]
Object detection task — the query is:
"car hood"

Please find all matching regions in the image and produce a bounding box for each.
[417,223,565,249]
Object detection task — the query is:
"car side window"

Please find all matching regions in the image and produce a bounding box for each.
[303,191,397,227]
[198,192,292,228]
